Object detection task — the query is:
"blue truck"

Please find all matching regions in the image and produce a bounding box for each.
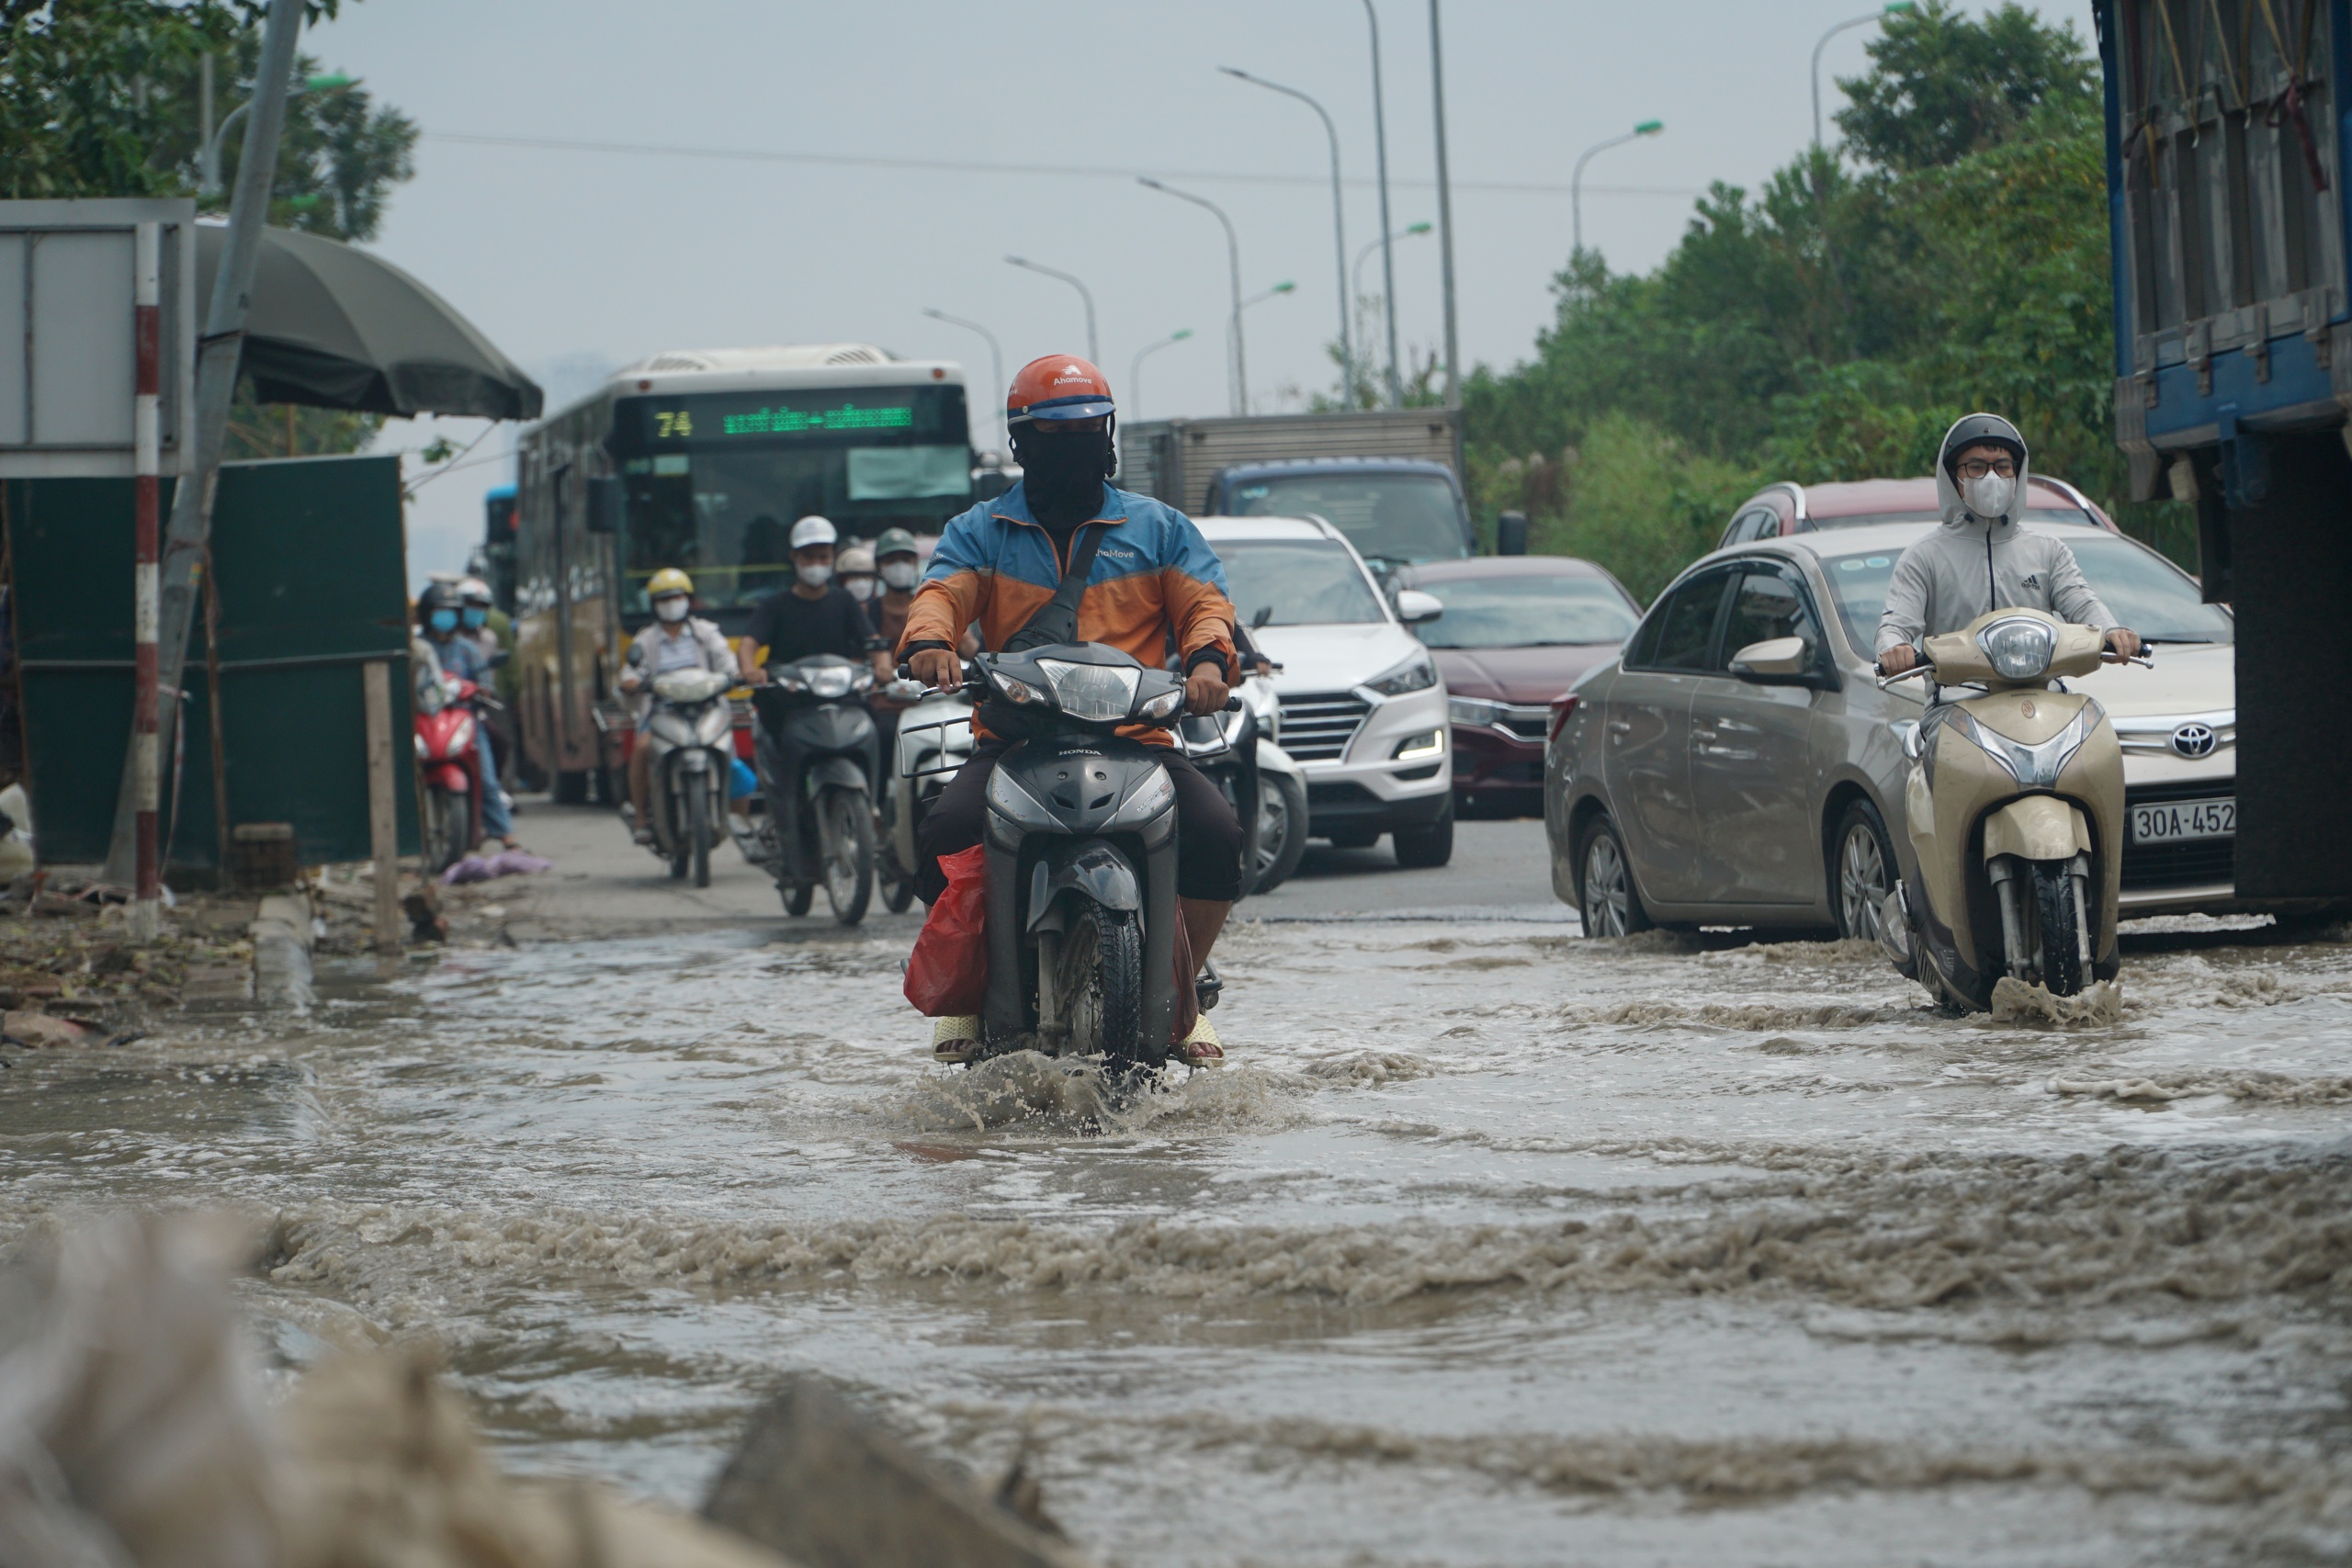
[2098,0,2351,903]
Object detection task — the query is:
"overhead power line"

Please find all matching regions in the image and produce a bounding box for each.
[422,131,1702,201]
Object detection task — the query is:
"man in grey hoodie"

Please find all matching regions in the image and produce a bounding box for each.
[1876,413,2142,674]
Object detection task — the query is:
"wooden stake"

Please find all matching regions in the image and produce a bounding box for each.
[361,660,400,953]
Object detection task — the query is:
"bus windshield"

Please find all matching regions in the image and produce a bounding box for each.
[608,384,969,612]
[1222,470,1468,567]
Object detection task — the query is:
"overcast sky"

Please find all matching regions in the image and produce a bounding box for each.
[311,0,2098,582]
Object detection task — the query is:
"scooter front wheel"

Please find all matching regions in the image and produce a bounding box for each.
[2031,860,2086,996]
[687,779,712,889]
[781,882,813,916]
[818,786,874,926]
[1060,904,1147,1068]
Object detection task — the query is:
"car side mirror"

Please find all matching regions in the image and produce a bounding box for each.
[1496,510,1529,556]
[585,475,623,535]
[1394,589,1444,625]
[1728,636,1813,682]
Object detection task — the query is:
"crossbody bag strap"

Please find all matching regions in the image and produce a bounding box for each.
[1002,521,1107,652]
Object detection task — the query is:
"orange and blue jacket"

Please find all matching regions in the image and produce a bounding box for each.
[899,480,1236,744]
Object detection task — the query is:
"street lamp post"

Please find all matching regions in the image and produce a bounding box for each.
[1813,3,1917,146]
[1220,67,1351,405]
[1361,0,1402,407]
[1571,120,1664,256]
[1351,223,1430,405]
[1128,329,1193,423]
[922,308,1005,452]
[1004,256,1098,367]
[200,70,354,197]
[1428,0,1460,407]
[1136,176,1249,415]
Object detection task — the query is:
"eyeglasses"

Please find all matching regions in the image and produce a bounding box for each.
[1956,458,2016,479]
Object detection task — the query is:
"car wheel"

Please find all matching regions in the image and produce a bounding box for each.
[1832,798,1895,942]
[1393,799,1454,869]
[1577,814,1653,937]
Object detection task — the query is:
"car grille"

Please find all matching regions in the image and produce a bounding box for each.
[2122,781,2236,891]
[1279,692,1372,761]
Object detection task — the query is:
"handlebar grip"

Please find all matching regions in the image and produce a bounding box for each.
[1224,696,1243,712]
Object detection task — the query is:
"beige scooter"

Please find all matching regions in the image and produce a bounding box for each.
[1876,607,2149,1010]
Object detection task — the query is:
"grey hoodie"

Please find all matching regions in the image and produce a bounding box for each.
[1873,416,2116,657]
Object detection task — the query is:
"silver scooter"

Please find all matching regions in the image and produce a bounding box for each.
[880,682,974,912]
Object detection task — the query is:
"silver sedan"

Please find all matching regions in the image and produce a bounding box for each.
[1544,522,2239,936]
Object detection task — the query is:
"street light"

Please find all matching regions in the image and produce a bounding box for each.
[1428,0,1460,407]
[1220,66,1351,406]
[1136,175,1250,415]
[1004,256,1098,367]
[1127,329,1193,423]
[1814,3,1916,147]
[922,308,1005,452]
[1570,119,1664,256]
[200,71,354,197]
[1361,0,1403,408]
[1351,222,1431,408]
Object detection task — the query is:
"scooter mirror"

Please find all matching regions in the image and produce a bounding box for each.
[1728,636,1812,682]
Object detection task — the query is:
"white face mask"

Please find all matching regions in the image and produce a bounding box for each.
[880,560,920,591]
[797,564,833,589]
[1963,472,2016,519]
[844,576,878,603]
[653,596,689,624]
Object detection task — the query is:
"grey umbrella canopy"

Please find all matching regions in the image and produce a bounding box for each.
[194,223,543,421]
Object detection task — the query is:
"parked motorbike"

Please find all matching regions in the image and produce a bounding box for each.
[750,654,882,923]
[931,641,1225,1072]
[414,673,491,874]
[1178,666,1308,897]
[633,667,734,886]
[1874,607,2147,1010]
[882,683,975,914]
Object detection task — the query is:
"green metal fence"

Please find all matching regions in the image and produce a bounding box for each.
[6,455,419,872]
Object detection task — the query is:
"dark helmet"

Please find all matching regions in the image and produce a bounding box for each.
[417,581,461,618]
[1939,412,2026,478]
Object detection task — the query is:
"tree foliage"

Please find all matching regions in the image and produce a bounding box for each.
[0,1,417,457]
[1463,4,2195,596]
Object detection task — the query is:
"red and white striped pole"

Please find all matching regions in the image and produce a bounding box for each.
[131,220,162,942]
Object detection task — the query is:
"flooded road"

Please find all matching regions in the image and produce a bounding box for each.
[6,814,2351,1565]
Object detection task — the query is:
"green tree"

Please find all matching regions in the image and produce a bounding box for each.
[1834,0,2097,172]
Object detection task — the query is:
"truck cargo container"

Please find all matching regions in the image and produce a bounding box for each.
[2098,0,2352,904]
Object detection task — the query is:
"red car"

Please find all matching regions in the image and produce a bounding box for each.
[1716,474,2121,547]
[1397,556,1642,815]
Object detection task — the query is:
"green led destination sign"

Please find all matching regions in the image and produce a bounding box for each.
[616,385,966,454]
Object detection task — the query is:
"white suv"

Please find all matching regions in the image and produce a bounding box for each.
[1197,515,1454,867]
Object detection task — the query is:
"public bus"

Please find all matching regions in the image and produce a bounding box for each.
[511,344,973,802]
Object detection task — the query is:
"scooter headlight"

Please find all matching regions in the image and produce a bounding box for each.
[1035,659,1141,722]
[804,664,855,699]
[1137,687,1184,722]
[1978,617,2055,681]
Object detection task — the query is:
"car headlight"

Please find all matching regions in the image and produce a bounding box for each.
[1366,653,1437,697]
[1393,729,1444,761]
[1449,695,1501,727]
[1137,687,1184,722]
[1978,617,2056,680]
[991,668,1048,705]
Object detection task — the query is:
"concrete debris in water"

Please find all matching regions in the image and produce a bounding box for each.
[1990,976,2122,1027]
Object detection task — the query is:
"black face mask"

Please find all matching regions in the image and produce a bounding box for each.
[1015,427,1111,526]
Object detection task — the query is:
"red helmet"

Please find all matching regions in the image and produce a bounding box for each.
[1006,354,1115,430]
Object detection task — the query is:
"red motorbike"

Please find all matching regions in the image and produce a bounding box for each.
[415,674,488,873]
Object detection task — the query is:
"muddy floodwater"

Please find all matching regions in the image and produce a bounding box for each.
[6,895,2352,1564]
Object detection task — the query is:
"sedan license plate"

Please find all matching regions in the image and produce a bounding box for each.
[2132,796,2234,844]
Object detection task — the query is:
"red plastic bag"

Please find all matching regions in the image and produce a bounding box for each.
[904,845,989,1016]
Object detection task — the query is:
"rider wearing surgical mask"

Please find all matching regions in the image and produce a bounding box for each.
[736,515,891,688]
[836,543,881,608]
[621,568,735,844]
[1877,413,2142,675]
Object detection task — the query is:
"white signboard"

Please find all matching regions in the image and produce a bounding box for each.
[0,198,198,478]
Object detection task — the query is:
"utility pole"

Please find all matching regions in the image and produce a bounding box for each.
[1128,329,1193,423]
[1363,0,1403,408]
[1428,0,1460,407]
[104,0,306,891]
[1004,256,1098,368]
[1572,121,1663,255]
[922,308,1005,450]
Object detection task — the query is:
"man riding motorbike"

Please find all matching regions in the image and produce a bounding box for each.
[1877,414,2141,677]
[418,581,520,851]
[735,516,891,687]
[901,354,1241,1066]
[621,568,735,845]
